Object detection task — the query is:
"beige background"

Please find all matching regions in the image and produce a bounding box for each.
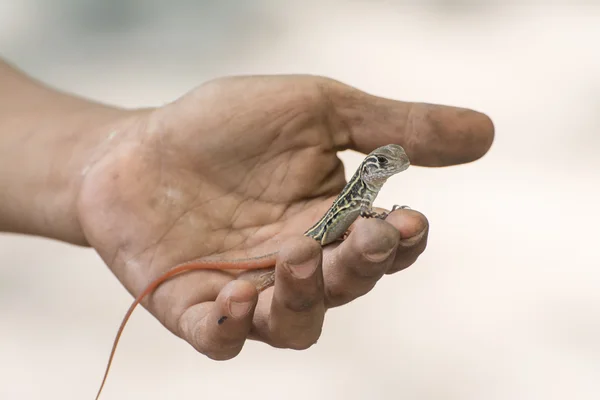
[1,1,599,399]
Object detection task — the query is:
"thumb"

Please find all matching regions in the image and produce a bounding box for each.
[325,79,494,167]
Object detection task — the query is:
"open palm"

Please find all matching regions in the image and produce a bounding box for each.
[78,75,493,357]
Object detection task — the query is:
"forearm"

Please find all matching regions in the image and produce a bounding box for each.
[0,59,133,245]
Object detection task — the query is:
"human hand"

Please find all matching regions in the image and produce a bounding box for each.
[76,75,494,357]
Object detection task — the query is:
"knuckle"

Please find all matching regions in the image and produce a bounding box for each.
[324,284,351,306]
[325,281,376,308]
[352,261,389,280]
[284,296,319,313]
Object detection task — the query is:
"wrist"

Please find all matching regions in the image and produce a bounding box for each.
[0,70,148,245]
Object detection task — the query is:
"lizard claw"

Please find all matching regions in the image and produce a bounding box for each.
[361,205,411,220]
[340,230,352,241]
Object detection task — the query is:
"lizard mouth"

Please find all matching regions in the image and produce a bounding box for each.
[395,157,410,173]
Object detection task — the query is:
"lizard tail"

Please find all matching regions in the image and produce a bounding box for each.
[94,252,278,400]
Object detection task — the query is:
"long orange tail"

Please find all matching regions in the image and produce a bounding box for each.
[94,253,278,400]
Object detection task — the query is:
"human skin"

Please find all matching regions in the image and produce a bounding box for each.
[0,59,494,359]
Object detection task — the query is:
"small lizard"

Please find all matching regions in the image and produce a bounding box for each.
[94,144,410,399]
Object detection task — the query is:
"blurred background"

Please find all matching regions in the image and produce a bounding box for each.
[1,0,599,399]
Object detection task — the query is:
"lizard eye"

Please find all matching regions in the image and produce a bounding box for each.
[376,156,388,164]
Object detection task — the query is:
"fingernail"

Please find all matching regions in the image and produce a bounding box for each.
[287,259,318,279]
[229,300,252,318]
[364,245,395,263]
[399,228,426,247]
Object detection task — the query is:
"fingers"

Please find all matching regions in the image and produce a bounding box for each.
[325,79,495,167]
[321,216,399,307]
[251,236,325,350]
[177,280,258,360]
[322,208,428,308]
[174,210,427,356]
[383,208,429,274]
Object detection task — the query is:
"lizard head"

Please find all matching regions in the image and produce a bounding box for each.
[361,144,410,187]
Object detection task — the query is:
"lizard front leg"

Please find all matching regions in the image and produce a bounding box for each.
[360,204,410,220]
